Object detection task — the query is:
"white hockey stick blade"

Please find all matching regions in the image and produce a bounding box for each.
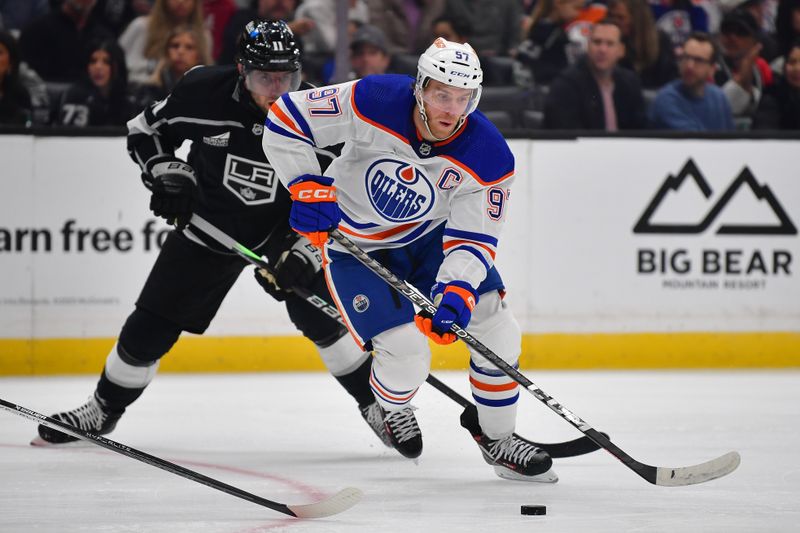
[287,487,364,519]
[655,451,741,487]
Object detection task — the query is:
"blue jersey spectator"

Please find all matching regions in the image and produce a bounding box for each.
[649,32,735,130]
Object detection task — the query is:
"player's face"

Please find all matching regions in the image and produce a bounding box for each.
[167,32,200,76]
[88,49,112,89]
[418,80,474,139]
[243,68,299,112]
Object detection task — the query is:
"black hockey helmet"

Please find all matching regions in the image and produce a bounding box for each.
[236,19,301,72]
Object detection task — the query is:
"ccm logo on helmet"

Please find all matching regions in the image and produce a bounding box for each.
[450,70,470,78]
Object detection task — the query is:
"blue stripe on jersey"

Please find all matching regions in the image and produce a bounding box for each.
[443,228,499,247]
[340,211,379,229]
[448,245,491,271]
[470,359,518,377]
[353,74,416,140]
[281,94,315,144]
[473,392,520,407]
[266,119,314,146]
[371,370,414,396]
[391,220,434,244]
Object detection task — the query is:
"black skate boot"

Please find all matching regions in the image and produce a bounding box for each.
[33,394,122,445]
[460,404,557,482]
[381,405,423,459]
[360,402,393,448]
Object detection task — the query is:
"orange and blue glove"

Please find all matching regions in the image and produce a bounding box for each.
[414,281,478,345]
[287,174,341,248]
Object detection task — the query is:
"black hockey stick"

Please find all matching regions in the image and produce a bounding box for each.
[1,398,361,518]
[189,214,602,459]
[330,229,741,487]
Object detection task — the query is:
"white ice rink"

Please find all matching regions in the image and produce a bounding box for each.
[1,370,798,533]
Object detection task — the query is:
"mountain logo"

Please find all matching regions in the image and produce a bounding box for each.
[633,159,796,235]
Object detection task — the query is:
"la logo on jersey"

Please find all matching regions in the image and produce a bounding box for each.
[365,159,434,222]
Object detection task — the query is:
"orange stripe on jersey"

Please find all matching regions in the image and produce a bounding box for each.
[271,104,306,139]
[350,82,410,145]
[469,376,518,392]
[443,239,496,259]
[339,221,420,240]
[438,154,514,186]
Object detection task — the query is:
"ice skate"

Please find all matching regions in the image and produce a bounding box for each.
[360,401,393,447]
[31,394,122,446]
[473,433,558,483]
[381,405,423,459]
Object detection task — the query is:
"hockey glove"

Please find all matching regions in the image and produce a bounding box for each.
[414,281,478,345]
[287,174,341,248]
[254,237,322,301]
[148,159,197,230]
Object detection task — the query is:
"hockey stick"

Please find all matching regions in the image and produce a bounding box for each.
[330,229,741,487]
[1,398,361,518]
[189,214,602,459]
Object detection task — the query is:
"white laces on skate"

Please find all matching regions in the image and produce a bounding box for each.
[384,406,420,444]
[487,435,541,466]
[63,397,108,431]
[362,403,384,431]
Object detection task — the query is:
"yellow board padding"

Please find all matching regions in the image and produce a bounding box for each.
[1,332,798,376]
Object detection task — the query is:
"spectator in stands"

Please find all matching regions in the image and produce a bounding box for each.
[446,0,523,57]
[133,25,209,106]
[544,19,646,130]
[119,0,210,84]
[431,14,472,44]
[365,0,446,55]
[91,0,154,37]
[773,0,800,72]
[733,0,780,62]
[219,0,314,65]
[649,0,709,49]
[0,0,50,35]
[59,39,133,126]
[0,30,31,125]
[715,8,774,125]
[294,0,368,54]
[19,0,115,83]
[754,39,800,128]
[349,24,390,79]
[649,32,735,130]
[203,0,237,60]
[513,0,586,86]
[607,0,678,88]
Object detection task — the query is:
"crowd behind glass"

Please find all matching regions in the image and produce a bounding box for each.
[0,0,798,131]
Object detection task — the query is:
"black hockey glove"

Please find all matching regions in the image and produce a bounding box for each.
[254,238,322,302]
[147,159,197,230]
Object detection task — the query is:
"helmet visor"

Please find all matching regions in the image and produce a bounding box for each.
[418,82,480,117]
[244,68,301,98]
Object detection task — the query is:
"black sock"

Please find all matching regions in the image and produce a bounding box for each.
[334,356,375,408]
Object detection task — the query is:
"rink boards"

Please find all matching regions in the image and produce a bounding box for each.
[0,134,798,374]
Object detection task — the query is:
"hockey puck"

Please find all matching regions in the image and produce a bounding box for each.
[520,505,546,515]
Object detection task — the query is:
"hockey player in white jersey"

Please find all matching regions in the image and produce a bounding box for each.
[263,38,557,482]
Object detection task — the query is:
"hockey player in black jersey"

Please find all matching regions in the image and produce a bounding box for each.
[34,20,390,450]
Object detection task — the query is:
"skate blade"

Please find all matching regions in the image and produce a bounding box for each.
[493,465,559,483]
[30,436,85,447]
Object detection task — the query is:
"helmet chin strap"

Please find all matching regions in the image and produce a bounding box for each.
[414,88,465,143]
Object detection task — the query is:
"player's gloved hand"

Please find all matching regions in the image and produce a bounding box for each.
[414,281,478,345]
[148,159,197,230]
[287,174,341,248]
[254,237,322,301]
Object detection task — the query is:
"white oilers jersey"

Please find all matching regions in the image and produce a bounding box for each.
[263,74,515,289]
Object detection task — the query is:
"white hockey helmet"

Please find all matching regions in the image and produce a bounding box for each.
[416,38,483,115]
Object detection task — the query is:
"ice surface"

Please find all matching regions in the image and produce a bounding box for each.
[1,370,798,532]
